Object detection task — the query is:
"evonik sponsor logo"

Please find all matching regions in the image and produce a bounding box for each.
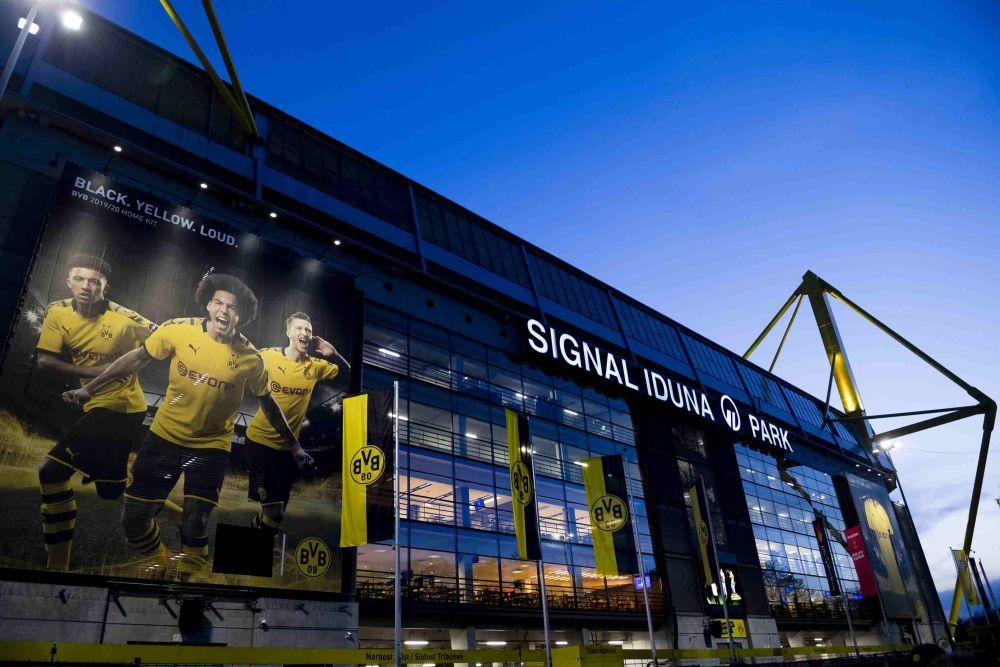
[270,380,308,395]
[177,360,235,391]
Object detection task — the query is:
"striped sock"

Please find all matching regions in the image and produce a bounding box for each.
[126,518,162,555]
[41,480,77,571]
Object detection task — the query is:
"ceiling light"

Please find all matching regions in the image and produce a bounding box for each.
[113,145,123,153]
[60,10,83,31]
[269,211,277,218]
[17,18,39,34]
[199,182,208,189]
[334,239,342,246]
[404,640,428,647]
[483,641,507,647]
[607,640,624,645]
[573,461,588,467]
[465,432,478,439]
[378,347,401,358]
[563,408,578,417]
[556,641,569,646]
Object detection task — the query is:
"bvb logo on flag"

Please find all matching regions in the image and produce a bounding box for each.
[350,445,386,485]
[510,460,533,506]
[591,494,628,532]
[698,520,710,547]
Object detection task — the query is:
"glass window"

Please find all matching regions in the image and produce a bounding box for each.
[457,529,499,556]
[734,443,861,620]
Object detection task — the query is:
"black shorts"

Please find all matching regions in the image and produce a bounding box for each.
[244,437,299,506]
[125,431,229,506]
[46,408,146,496]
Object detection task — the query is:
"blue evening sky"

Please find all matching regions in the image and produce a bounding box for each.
[78,1,1000,608]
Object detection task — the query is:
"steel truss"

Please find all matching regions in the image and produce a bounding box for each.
[158,0,260,139]
[744,271,995,641]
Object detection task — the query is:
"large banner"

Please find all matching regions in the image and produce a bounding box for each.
[844,525,879,598]
[0,164,361,594]
[505,408,541,561]
[812,515,841,596]
[340,388,395,547]
[951,549,981,608]
[582,455,636,577]
[845,474,918,618]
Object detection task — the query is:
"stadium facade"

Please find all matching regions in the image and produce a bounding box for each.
[0,1,947,655]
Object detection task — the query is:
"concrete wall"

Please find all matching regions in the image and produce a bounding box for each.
[0,580,358,647]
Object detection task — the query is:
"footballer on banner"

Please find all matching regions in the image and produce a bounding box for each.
[36,253,156,571]
[244,311,349,538]
[63,274,311,576]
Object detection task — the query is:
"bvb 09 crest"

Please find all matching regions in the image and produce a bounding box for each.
[350,445,386,485]
[510,461,532,506]
[590,494,628,532]
[698,518,710,547]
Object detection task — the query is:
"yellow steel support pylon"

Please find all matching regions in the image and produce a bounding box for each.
[744,270,995,642]
[158,0,260,139]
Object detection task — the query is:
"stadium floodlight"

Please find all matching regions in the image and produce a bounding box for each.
[60,10,84,31]
[17,18,40,35]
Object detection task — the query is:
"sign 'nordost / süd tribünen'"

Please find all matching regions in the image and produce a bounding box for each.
[525,319,793,453]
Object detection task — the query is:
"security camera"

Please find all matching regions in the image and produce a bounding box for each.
[259,617,268,630]
[344,631,355,641]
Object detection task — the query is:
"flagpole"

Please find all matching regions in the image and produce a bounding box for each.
[978,558,999,615]
[393,381,402,667]
[525,430,553,667]
[622,449,657,665]
[698,476,736,665]
[820,512,859,657]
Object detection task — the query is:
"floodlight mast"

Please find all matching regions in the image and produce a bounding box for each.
[744,270,995,642]
[158,0,259,139]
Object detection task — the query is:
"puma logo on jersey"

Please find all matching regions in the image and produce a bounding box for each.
[188,344,199,355]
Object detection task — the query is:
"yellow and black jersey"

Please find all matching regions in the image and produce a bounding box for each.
[37,299,155,414]
[864,497,905,594]
[245,347,339,450]
[143,318,268,452]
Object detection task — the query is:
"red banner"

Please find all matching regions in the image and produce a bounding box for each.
[845,525,878,597]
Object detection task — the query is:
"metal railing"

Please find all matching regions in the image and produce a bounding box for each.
[356,570,663,614]
[401,491,595,544]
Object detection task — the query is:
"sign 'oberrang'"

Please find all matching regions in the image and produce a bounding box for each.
[525,319,793,453]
